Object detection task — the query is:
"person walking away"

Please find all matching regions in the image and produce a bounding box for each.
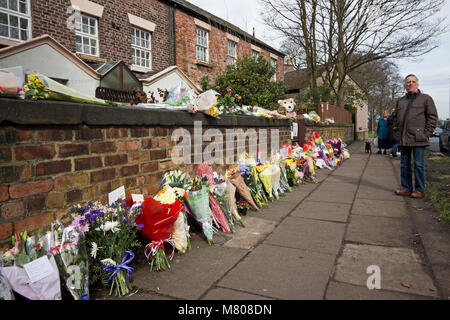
[387,108,398,157]
[376,110,391,154]
[392,74,438,199]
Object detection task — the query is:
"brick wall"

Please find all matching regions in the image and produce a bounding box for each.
[31,0,173,71]
[0,99,291,246]
[174,9,285,86]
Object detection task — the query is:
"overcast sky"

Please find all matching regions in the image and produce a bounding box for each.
[188,0,450,120]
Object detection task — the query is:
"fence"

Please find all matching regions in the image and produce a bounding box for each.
[316,102,352,124]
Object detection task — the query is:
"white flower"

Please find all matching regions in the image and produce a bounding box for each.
[96,221,120,233]
[90,242,99,259]
[100,258,116,266]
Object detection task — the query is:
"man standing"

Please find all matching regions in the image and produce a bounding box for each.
[392,74,438,198]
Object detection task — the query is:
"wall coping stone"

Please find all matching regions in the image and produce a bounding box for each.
[0,98,292,128]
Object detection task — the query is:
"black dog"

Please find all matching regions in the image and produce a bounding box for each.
[365,141,372,153]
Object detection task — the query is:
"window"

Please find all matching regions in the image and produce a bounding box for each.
[196,27,209,63]
[131,27,151,69]
[75,13,98,56]
[251,50,259,59]
[227,40,237,65]
[0,0,31,41]
[270,58,277,81]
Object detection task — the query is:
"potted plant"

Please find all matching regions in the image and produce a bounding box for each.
[236,200,250,216]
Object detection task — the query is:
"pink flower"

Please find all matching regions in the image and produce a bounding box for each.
[226,89,231,96]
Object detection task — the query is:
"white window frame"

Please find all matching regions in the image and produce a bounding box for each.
[0,0,31,42]
[131,26,151,69]
[74,12,99,57]
[196,27,209,63]
[251,50,259,59]
[227,40,237,66]
[270,57,277,81]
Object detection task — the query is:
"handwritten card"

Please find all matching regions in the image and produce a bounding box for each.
[108,186,125,205]
[23,256,54,283]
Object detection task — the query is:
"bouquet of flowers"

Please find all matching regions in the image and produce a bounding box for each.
[211,180,235,233]
[279,162,293,193]
[236,200,251,215]
[136,192,184,272]
[0,260,14,300]
[69,200,142,297]
[185,176,215,244]
[1,231,62,300]
[256,164,274,202]
[227,167,260,211]
[197,163,232,233]
[226,180,245,227]
[285,159,300,186]
[238,164,266,208]
[271,163,283,199]
[251,166,269,205]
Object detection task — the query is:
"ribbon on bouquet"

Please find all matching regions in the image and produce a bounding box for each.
[102,251,135,284]
[144,238,175,261]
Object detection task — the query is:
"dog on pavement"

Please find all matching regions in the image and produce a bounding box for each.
[365,141,372,153]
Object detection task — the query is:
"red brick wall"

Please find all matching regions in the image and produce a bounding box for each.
[31,0,173,71]
[174,10,285,86]
[0,121,291,246]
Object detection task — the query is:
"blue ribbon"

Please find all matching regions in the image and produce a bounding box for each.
[102,251,135,284]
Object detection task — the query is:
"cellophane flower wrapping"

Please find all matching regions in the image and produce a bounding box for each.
[50,225,89,300]
[226,180,245,227]
[0,260,14,300]
[285,159,300,186]
[279,163,293,193]
[197,163,233,232]
[271,163,282,199]
[238,164,266,208]
[212,181,235,233]
[186,185,214,244]
[136,194,183,271]
[228,172,259,211]
[251,166,269,206]
[69,200,142,297]
[257,165,274,201]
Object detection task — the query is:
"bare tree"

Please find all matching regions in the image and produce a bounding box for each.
[260,0,448,108]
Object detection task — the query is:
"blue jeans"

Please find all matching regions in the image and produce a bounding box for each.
[392,143,398,155]
[400,146,426,193]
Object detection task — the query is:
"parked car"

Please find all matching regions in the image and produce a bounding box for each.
[433,127,443,137]
[439,122,450,154]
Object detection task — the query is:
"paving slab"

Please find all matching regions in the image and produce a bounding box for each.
[345,214,415,248]
[218,244,336,300]
[130,234,248,299]
[333,243,439,298]
[201,287,274,300]
[359,177,399,190]
[356,186,405,202]
[431,265,450,300]
[223,217,277,250]
[325,281,434,300]
[307,189,355,204]
[315,182,358,193]
[264,216,346,255]
[325,175,360,184]
[351,199,408,218]
[419,231,450,266]
[248,197,304,222]
[291,200,351,223]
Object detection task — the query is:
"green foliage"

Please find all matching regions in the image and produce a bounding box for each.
[213,55,287,110]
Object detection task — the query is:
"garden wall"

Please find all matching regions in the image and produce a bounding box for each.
[0,98,291,247]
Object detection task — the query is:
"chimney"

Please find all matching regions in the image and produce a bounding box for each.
[252,27,255,37]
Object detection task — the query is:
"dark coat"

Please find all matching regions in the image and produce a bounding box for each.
[392,90,438,147]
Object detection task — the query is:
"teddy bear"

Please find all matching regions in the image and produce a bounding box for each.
[277,98,297,117]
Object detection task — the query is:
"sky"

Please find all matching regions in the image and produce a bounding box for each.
[188,0,450,120]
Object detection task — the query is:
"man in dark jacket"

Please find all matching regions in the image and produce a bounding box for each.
[392,74,438,198]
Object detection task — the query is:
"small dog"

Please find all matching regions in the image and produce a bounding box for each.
[365,141,372,153]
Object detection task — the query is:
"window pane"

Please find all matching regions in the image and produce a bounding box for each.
[83,44,89,54]
[0,0,7,9]
[8,0,17,12]
[9,14,18,27]
[91,46,96,55]
[19,0,26,13]
[82,23,88,33]
[82,16,88,25]
[76,42,82,53]
[0,24,8,37]
[90,38,96,49]
[0,12,7,25]
[20,28,27,40]
[9,26,18,39]
[19,17,27,29]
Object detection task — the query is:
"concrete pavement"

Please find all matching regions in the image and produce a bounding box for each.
[91,141,450,300]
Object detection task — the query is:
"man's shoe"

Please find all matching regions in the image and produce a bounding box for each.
[377,150,382,154]
[383,150,387,154]
[411,191,424,198]
[395,189,411,196]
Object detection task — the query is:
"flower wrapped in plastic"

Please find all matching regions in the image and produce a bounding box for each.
[285,159,300,186]
[69,200,142,297]
[256,164,274,202]
[136,194,183,271]
[197,163,232,233]
[226,180,245,227]
[212,180,235,233]
[0,261,14,300]
[238,164,266,208]
[251,166,269,205]
[185,177,215,244]
[279,163,292,193]
[271,163,283,199]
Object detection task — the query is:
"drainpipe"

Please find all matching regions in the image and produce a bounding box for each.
[172,3,177,65]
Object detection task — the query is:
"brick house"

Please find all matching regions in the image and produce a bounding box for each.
[0,0,285,91]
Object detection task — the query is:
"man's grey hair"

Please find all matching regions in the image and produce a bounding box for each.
[404,74,418,82]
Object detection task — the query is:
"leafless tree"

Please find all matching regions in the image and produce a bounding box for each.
[260,0,448,108]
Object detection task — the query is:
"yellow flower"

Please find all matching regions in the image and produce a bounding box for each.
[34,77,44,88]
[155,187,177,204]
[27,74,37,83]
[209,105,216,116]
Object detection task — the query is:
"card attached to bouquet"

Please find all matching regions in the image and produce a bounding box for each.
[131,194,144,208]
[109,186,125,205]
[23,256,54,283]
